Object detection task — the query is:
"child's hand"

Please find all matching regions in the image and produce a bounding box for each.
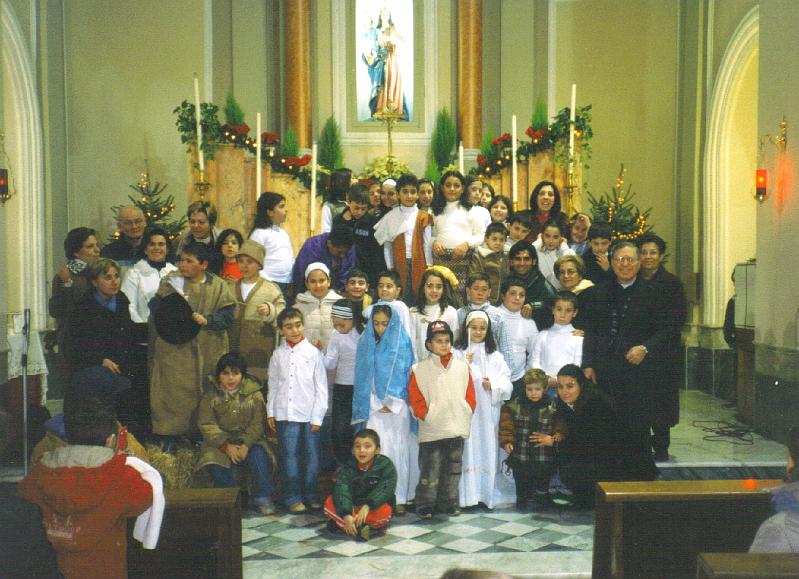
[256,303,272,317]
[503,443,514,454]
[224,444,240,464]
[192,312,208,326]
[625,345,647,366]
[596,253,610,271]
[342,515,358,536]
[521,304,533,319]
[237,444,249,461]
[465,352,473,364]
[102,358,121,375]
[481,377,491,392]
[432,241,445,256]
[312,339,322,349]
[354,504,370,526]
[571,328,585,337]
[267,417,276,433]
[56,265,71,283]
[311,424,321,432]
[530,432,555,447]
[378,406,392,414]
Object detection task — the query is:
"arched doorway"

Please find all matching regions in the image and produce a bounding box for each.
[703,7,759,327]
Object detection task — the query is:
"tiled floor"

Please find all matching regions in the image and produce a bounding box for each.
[241,506,595,578]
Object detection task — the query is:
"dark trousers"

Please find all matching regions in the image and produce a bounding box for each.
[651,424,671,455]
[415,437,464,511]
[332,384,354,466]
[512,462,553,502]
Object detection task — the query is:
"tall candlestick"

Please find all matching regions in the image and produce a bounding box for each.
[568,83,577,174]
[459,142,465,175]
[467,326,472,351]
[310,142,318,233]
[255,113,262,197]
[511,115,518,206]
[193,74,204,172]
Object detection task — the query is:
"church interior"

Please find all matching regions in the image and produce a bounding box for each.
[1,0,798,577]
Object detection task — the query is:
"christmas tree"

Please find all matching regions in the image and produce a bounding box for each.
[109,172,187,243]
[587,165,652,241]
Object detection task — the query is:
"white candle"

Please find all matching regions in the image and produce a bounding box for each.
[467,326,472,351]
[568,83,577,174]
[255,113,262,196]
[193,75,204,172]
[310,142,318,233]
[459,142,465,175]
[511,115,518,206]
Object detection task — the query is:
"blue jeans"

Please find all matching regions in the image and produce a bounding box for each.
[276,421,320,506]
[206,445,274,503]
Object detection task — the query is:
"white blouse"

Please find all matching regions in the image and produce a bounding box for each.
[250,226,295,284]
[433,201,486,249]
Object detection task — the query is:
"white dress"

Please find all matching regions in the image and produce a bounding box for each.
[365,392,417,504]
[455,344,512,508]
[409,304,460,362]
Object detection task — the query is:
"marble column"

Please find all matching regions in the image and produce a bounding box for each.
[458,0,483,149]
[284,0,312,148]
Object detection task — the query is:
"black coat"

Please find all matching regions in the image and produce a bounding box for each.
[582,248,614,286]
[647,267,688,426]
[69,291,140,374]
[582,278,675,427]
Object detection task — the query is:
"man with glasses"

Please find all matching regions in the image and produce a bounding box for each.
[582,241,673,481]
[101,206,147,267]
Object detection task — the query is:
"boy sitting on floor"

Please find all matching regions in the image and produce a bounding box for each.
[324,428,397,541]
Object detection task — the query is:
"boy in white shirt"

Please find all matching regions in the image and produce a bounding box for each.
[496,277,539,400]
[267,308,329,513]
[530,291,583,397]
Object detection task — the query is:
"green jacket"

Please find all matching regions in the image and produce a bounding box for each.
[332,454,397,514]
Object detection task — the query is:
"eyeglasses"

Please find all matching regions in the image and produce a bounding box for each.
[612,256,639,265]
[559,268,578,276]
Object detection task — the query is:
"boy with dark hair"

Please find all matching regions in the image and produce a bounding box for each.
[505,211,533,252]
[582,223,614,285]
[19,397,154,579]
[342,268,372,320]
[267,308,328,513]
[150,241,236,452]
[333,183,371,228]
[409,321,476,518]
[497,277,539,399]
[469,223,509,304]
[292,225,357,294]
[324,429,397,541]
[374,173,433,306]
[507,240,555,329]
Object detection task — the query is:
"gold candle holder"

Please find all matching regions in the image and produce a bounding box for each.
[194,170,210,201]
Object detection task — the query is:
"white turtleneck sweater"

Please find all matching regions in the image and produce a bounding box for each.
[530,322,583,377]
[496,304,538,381]
[432,201,486,249]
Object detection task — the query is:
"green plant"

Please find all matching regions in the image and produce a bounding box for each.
[108,173,187,243]
[424,158,440,182]
[224,93,245,125]
[318,116,343,170]
[550,104,593,169]
[530,98,548,131]
[282,125,299,158]
[173,100,222,162]
[586,165,652,241]
[430,108,457,170]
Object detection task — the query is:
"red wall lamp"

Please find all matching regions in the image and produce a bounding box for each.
[756,118,788,204]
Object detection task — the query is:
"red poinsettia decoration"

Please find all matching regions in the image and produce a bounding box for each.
[476,154,486,166]
[526,127,547,142]
[229,123,250,136]
[491,133,512,146]
[261,131,280,144]
[284,154,312,167]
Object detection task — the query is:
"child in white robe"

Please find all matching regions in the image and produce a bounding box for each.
[455,310,512,509]
[496,277,539,400]
[352,303,416,514]
[530,292,583,397]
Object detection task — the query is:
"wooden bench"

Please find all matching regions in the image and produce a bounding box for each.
[127,487,242,579]
[697,552,799,578]
[592,480,783,579]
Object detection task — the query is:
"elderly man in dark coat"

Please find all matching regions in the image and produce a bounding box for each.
[582,241,674,481]
[637,234,688,461]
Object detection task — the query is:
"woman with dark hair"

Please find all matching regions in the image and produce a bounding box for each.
[551,364,620,508]
[527,180,569,241]
[322,168,353,233]
[431,170,487,289]
[121,227,178,325]
[49,227,101,379]
[213,228,244,281]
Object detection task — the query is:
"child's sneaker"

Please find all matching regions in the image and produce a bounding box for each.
[444,506,461,517]
[416,506,433,519]
[288,502,307,513]
[395,504,406,516]
[256,499,276,516]
[357,525,371,542]
[307,502,322,511]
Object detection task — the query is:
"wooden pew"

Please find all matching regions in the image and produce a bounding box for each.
[592,480,783,579]
[127,487,242,579]
[697,552,799,578]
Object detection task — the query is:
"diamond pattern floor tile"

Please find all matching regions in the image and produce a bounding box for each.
[386,524,434,539]
[241,528,268,543]
[262,542,321,559]
[323,540,380,557]
[437,522,485,537]
[271,527,321,542]
[381,538,436,555]
[497,535,553,552]
[439,537,493,553]
[491,521,541,536]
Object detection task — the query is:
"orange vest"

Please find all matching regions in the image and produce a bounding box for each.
[393,210,430,296]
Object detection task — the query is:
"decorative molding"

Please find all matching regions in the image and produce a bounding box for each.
[702,5,758,327]
[1,1,48,330]
[331,0,437,146]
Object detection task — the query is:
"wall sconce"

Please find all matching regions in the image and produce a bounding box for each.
[0,133,14,205]
[756,117,788,204]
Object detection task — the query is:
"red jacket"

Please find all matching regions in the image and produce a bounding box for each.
[18,445,152,579]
